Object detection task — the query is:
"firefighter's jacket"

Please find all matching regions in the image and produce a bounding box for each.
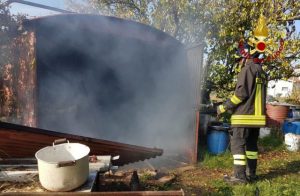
[218,59,266,127]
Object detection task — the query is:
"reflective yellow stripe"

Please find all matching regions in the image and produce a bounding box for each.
[246,156,258,159]
[256,78,263,83]
[231,115,266,125]
[247,156,257,160]
[246,151,258,156]
[246,151,258,159]
[229,75,265,126]
[234,160,246,165]
[233,154,246,159]
[255,83,262,115]
[231,115,266,119]
[219,105,226,113]
[230,94,242,105]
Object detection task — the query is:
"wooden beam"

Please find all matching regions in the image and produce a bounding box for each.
[0,190,184,195]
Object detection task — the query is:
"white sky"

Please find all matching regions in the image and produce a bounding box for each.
[9,0,67,18]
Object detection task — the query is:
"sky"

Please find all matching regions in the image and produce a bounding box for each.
[9,0,67,17]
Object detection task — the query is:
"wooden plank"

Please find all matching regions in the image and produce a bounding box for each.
[192,111,200,163]
[0,171,38,182]
[0,158,37,165]
[1,190,184,195]
[0,164,37,169]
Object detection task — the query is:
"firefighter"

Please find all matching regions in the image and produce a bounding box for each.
[217,56,266,183]
[217,15,270,184]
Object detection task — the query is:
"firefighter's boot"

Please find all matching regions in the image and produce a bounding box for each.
[224,165,248,184]
[246,151,258,182]
[247,159,258,182]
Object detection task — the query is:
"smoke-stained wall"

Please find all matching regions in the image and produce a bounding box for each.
[25,14,194,154]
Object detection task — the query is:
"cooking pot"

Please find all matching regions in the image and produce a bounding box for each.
[35,139,90,191]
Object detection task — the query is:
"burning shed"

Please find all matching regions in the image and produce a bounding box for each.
[1,14,195,161]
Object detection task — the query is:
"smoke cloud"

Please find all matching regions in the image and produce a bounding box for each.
[25,14,195,156]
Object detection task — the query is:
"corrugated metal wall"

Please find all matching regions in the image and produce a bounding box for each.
[186,44,205,108]
[186,43,205,163]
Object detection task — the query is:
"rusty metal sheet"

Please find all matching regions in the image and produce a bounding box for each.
[0,122,163,166]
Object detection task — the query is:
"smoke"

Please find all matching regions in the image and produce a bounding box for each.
[25,14,195,156]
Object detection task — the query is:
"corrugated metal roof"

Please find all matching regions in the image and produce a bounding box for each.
[0,122,163,166]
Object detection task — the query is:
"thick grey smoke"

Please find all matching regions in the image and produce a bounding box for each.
[26,14,195,156]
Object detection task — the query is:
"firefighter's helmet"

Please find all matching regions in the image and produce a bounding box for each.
[248,14,270,55]
[236,14,284,62]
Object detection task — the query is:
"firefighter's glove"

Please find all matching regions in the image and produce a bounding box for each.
[217,105,226,115]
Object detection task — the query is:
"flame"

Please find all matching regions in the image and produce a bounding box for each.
[253,14,268,38]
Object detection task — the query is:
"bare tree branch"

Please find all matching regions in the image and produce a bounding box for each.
[277,15,300,21]
[172,5,179,37]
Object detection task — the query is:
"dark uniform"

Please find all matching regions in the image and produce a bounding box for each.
[218,59,266,182]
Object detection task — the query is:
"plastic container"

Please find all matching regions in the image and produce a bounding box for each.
[207,125,229,154]
[259,127,271,138]
[266,104,289,127]
[288,107,300,119]
[285,133,300,151]
[282,119,300,135]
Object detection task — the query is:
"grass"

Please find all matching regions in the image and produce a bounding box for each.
[167,131,300,195]
[258,128,284,150]
[201,151,232,169]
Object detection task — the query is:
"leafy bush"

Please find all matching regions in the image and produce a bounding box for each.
[284,89,300,105]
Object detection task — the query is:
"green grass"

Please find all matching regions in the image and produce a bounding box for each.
[210,174,300,196]
[258,129,284,151]
[201,151,232,169]
[200,132,284,170]
[171,132,300,195]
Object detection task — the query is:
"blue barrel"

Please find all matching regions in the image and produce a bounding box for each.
[282,119,300,135]
[287,110,293,118]
[207,126,229,154]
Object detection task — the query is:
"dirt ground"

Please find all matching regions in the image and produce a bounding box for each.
[1,149,300,195]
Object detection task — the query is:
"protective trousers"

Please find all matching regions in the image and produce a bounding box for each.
[230,127,259,179]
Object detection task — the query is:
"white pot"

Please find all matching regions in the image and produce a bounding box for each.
[35,139,90,191]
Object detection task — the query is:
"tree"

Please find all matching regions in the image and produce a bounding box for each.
[0,1,26,122]
[67,0,300,100]
[0,0,26,70]
[206,0,300,99]
[66,0,210,43]
[0,1,20,64]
